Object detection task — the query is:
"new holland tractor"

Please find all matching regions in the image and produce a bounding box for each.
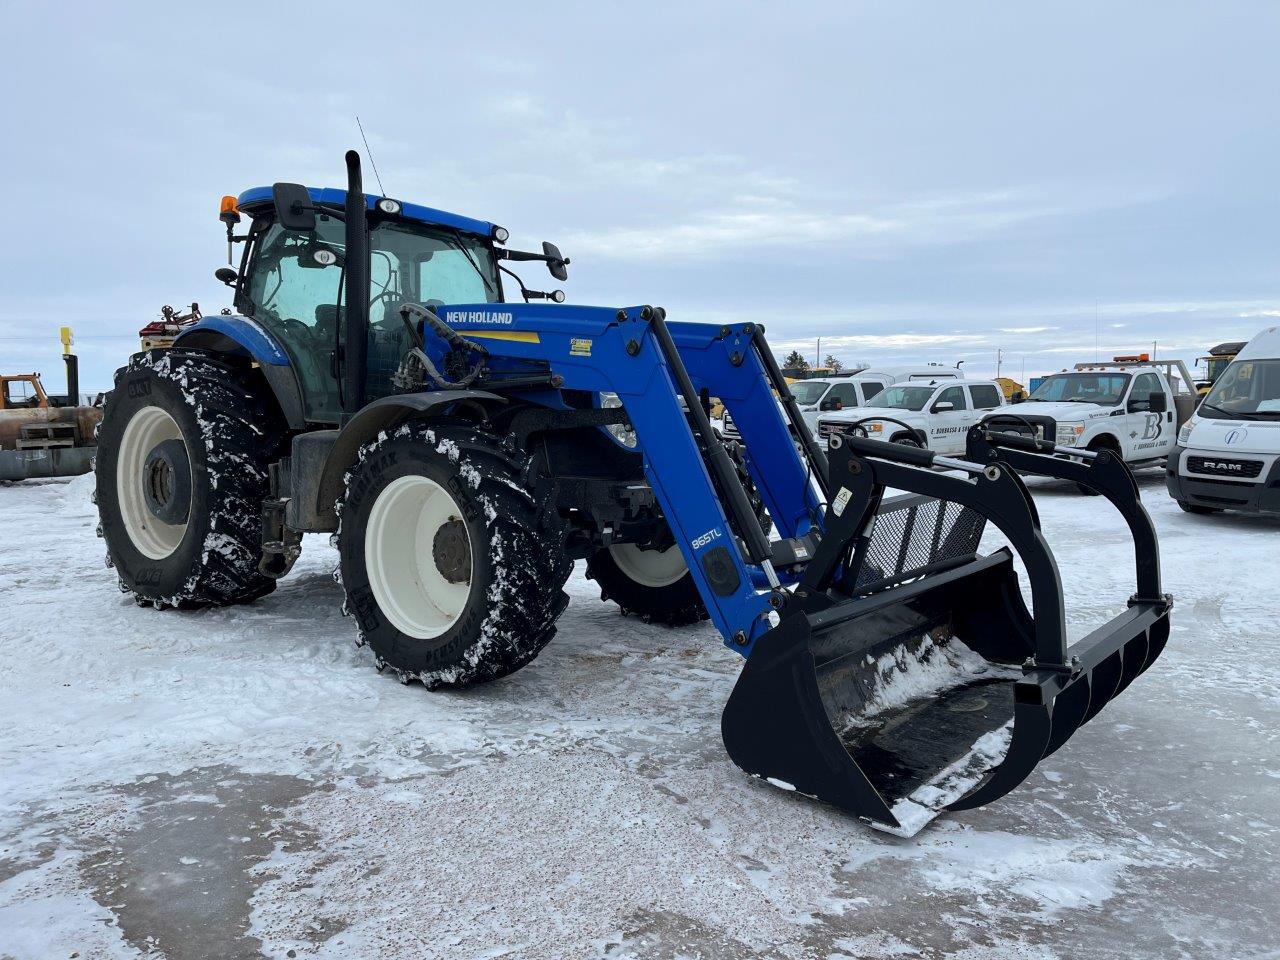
[94,151,1172,835]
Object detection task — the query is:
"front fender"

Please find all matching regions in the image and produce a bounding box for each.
[174,316,305,429]
[174,315,290,365]
[312,390,507,529]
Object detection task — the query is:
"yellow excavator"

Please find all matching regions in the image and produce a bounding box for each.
[1195,341,1246,396]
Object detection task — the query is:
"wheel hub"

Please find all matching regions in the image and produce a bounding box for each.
[432,518,472,584]
[143,438,191,525]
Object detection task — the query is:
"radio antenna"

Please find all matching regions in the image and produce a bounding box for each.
[355,115,387,196]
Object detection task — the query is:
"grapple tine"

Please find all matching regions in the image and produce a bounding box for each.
[946,691,1052,812]
[1081,649,1124,725]
[1142,617,1170,671]
[1114,630,1150,696]
[1043,673,1092,757]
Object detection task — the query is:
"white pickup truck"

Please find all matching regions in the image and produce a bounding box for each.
[724,366,965,441]
[817,380,1007,454]
[982,360,1198,474]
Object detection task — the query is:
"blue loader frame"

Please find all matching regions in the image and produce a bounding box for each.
[430,300,827,654]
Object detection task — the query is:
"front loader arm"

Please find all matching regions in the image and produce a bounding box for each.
[428,301,823,651]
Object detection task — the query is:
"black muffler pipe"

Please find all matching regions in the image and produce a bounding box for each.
[63,353,79,406]
[343,150,370,418]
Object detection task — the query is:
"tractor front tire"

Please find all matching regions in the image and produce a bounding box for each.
[585,439,769,627]
[337,422,570,687]
[586,544,707,626]
[96,350,283,608]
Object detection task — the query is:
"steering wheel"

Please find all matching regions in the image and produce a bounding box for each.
[278,317,314,342]
[368,288,404,325]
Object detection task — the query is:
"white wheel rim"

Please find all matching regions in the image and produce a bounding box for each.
[365,475,473,639]
[116,406,188,560]
[608,542,689,588]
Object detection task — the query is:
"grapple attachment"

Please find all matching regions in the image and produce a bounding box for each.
[722,429,1171,836]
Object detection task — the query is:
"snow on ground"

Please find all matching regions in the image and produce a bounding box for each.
[1,469,1278,958]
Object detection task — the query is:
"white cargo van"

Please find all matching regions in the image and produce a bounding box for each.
[1166,326,1280,515]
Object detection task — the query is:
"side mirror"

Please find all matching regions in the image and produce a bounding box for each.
[543,241,569,282]
[214,267,238,287]
[272,182,316,233]
[933,401,955,412]
[1148,391,1168,413]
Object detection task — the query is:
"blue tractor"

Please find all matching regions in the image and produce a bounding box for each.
[95,152,1171,835]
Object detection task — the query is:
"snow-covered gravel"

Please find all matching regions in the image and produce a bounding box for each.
[1,469,1278,958]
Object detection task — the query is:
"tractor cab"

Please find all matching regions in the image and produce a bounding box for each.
[0,373,50,411]
[226,189,503,423]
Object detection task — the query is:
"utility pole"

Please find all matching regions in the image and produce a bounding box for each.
[996,348,1004,379]
[816,338,821,369]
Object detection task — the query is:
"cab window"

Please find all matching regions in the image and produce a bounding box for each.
[4,379,38,408]
[934,385,968,410]
[1130,373,1161,406]
[859,380,887,402]
[827,383,857,408]
[968,384,1002,409]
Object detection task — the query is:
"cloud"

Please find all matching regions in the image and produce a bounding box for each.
[562,188,1154,262]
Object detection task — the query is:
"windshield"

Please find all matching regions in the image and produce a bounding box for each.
[1204,357,1232,381]
[866,385,935,412]
[1028,373,1130,405]
[789,381,831,404]
[1201,359,1280,419]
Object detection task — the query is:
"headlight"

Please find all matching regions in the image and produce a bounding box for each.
[1055,421,1085,446]
[867,422,883,433]
[1178,417,1199,445]
[600,392,636,448]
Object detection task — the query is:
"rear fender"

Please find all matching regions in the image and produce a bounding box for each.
[174,316,305,429]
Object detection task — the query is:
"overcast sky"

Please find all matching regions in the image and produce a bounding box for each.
[1,1,1276,391]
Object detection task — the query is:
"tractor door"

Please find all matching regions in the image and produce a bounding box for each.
[241,217,348,424]
[363,221,501,402]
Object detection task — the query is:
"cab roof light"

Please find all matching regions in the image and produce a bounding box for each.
[219,195,241,224]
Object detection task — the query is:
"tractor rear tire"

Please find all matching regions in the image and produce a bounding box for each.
[585,439,769,627]
[337,422,570,687]
[95,350,284,608]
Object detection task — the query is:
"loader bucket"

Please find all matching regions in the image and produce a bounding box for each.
[722,430,1171,835]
